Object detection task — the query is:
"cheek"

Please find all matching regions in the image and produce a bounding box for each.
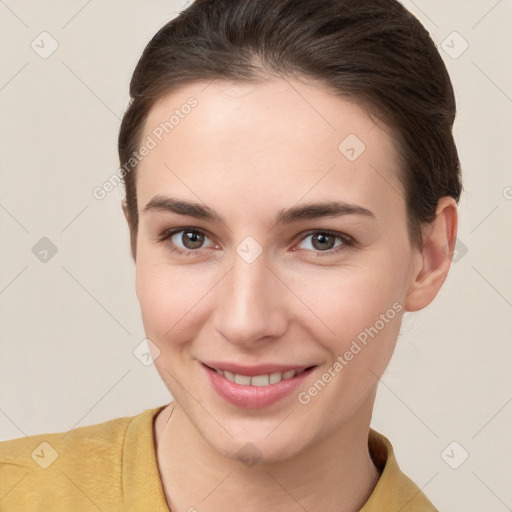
[134,252,213,346]
[292,252,409,410]
[296,258,407,343]
[294,266,405,421]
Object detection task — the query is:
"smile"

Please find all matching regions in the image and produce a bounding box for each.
[210,367,306,386]
[201,362,317,409]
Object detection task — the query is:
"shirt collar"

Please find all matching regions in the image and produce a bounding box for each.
[361,429,438,511]
[123,404,436,511]
[123,404,169,511]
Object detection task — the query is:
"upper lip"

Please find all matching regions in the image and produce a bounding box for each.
[201,361,315,376]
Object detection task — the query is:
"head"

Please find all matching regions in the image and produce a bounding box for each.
[118,0,461,462]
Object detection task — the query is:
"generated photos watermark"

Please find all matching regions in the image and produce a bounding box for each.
[298,301,403,405]
[92,96,198,200]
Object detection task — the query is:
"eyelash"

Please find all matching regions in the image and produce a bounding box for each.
[156,227,356,258]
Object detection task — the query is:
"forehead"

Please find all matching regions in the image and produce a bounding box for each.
[136,78,405,223]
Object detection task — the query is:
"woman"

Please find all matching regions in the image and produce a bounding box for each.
[0,0,461,510]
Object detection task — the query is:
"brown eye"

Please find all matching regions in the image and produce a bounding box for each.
[310,233,337,251]
[178,230,205,250]
[156,227,215,256]
[295,230,355,258]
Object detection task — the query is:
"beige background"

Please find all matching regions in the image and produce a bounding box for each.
[1,0,511,510]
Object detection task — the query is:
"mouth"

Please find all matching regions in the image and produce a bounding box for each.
[201,361,318,409]
[203,363,315,386]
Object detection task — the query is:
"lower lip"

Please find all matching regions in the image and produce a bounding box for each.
[203,363,315,409]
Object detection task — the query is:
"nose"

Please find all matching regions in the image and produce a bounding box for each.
[212,251,288,349]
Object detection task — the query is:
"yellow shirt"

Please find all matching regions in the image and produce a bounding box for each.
[0,403,438,511]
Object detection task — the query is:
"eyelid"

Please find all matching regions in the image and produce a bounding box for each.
[155,226,217,248]
[157,225,206,239]
[294,228,356,246]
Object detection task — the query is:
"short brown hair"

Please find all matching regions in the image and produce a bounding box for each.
[118,0,462,259]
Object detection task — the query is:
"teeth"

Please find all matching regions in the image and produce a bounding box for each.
[269,372,282,384]
[234,374,251,385]
[282,370,296,380]
[224,370,235,382]
[251,374,270,386]
[213,367,303,386]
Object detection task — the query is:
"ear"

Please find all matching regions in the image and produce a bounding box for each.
[121,199,137,261]
[405,196,458,312]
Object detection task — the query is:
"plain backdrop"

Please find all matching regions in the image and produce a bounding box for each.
[1,1,511,511]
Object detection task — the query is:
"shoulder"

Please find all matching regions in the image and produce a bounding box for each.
[0,411,145,511]
[0,413,134,469]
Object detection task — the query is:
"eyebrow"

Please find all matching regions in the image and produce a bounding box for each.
[143,195,375,224]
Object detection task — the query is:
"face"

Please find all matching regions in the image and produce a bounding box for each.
[129,78,422,462]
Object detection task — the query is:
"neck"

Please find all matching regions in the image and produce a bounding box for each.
[154,398,380,512]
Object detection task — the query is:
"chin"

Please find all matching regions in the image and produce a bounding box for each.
[194,416,312,466]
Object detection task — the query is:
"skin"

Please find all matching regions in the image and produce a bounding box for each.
[122,77,458,512]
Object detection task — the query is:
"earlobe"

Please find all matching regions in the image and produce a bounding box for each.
[404,196,458,312]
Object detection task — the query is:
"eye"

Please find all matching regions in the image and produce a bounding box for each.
[294,230,355,257]
[156,227,216,256]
